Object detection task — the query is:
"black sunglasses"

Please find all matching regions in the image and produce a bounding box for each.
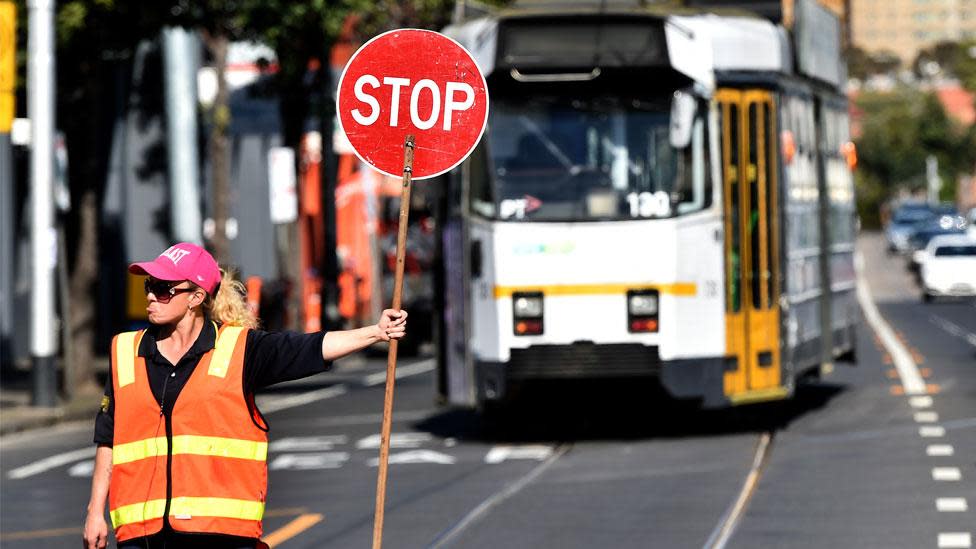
[144,278,195,304]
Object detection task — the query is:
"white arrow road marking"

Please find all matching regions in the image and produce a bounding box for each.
[933,467,962,481]
[269,436,348,452]
[269,452,350,471]
[368,450,456,466]
[6,447,96,479]
[356,432,431,450]
[256,359,434,415]
[484,445,553,464]
[363,359,435,387]
[68,460,95,477]
[257,385,348,414]
[855,253,927,395]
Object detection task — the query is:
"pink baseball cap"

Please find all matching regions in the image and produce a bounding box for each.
[129,242,221,295]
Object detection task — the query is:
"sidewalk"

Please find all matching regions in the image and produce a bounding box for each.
[0,364,106,437]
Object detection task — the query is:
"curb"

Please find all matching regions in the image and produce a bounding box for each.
[0,397,102,437]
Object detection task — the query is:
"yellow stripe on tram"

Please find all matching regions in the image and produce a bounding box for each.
[494,282,697,299]
[113,435,267,465]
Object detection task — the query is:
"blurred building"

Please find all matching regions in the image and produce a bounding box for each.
[850,0,976,65]
[687,0,848,34]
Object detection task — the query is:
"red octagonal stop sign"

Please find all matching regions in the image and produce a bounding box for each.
[336,29,489,180]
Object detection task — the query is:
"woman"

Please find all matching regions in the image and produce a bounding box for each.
[83,243,406,549]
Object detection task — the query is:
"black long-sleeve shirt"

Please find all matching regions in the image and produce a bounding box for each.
[94,319,329,445]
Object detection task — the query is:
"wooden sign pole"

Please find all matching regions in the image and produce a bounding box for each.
[371,134,415,549]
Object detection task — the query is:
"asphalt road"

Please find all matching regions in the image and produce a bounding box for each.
[1,232,973,548]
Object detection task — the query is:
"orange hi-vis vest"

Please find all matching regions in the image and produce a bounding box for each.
[109,325,268,542]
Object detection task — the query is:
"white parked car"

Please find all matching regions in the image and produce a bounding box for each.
[919,234,976,302]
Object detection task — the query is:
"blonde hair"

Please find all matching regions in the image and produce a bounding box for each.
[206,268,259,329]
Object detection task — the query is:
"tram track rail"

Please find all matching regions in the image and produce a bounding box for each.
[426,443,572,549]
[703,432,775,549]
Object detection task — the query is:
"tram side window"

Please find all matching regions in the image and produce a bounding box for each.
[764,101,777,309]
[748,103,762,310]
[796,98,818,251]
[823,106,856,247]
[468,141,495,218]
[676,115,711,214]
[728,103,742,313]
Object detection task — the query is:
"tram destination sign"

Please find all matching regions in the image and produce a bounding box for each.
[336,29,489,179]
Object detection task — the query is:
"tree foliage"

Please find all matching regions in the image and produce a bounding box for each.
[913,39,976,91]
[845,45,901,80]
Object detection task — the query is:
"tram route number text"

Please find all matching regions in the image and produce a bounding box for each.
[626,191,671,218]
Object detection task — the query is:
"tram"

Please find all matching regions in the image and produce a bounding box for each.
[434,0,858,410]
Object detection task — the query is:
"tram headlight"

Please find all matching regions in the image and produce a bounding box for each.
[513,294,543,318]
[627,290,659,333]
[512,292,544,336]
[628,293,658,316]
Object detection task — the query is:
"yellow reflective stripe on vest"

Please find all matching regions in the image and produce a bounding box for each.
[209,326,245,378]
[115,332,138,388]
[169,496,264,521]
[172,435,268,461]
[113,436,168,465]
[111,496,264,527]
[110,498,167,528]
[113,435,267,465]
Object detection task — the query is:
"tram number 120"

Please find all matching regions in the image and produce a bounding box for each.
[626,191,671,218]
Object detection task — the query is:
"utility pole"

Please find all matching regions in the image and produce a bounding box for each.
[162,27,203,244]
[926,155,941,206]
[28,0,57,406]
[1,1,16,371]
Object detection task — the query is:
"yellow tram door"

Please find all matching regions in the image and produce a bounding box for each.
[717,89,786,404]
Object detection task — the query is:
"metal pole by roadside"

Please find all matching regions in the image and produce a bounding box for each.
[0,1,14,372]
[28,0,58,406]
[162,27,203,244]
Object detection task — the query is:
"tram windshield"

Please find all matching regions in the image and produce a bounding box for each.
[473,95,710,221]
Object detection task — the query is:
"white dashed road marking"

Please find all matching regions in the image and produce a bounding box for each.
[910,396,934,409]
[927,445,955,457]
[932,468,962,481]
[936,498,968,512]
[915,411,939,423]
[919,426,946,438]
[938,532,971,548]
